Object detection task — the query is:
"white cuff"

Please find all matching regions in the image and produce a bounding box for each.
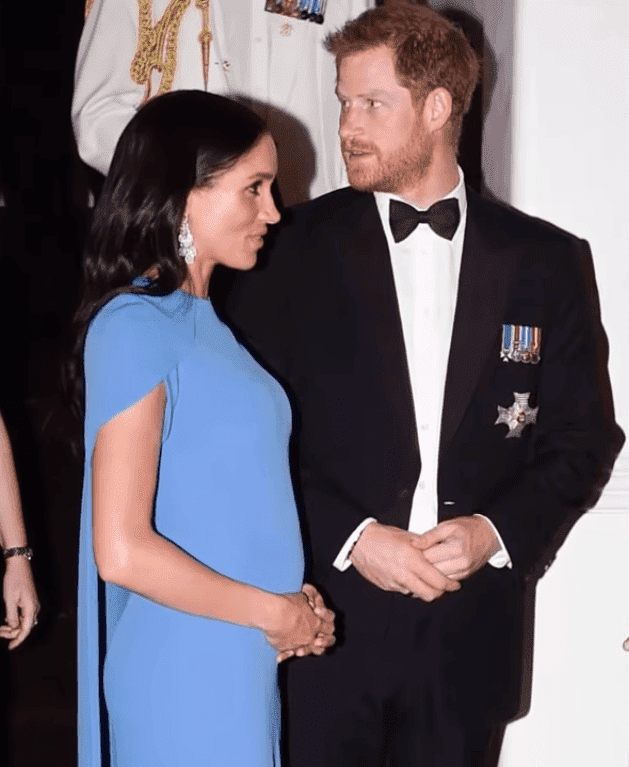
[474,514,512,569]
[332,518,378,572]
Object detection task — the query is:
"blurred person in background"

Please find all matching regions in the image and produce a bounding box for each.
[0,413,38,650]
[72,0,374,206]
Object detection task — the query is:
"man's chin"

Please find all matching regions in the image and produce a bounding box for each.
[346,169,380,193]
[346,170,400,195]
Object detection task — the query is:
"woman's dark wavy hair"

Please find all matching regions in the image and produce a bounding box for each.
[67,90,267,421]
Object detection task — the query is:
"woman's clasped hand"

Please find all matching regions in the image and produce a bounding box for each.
[269,584,335,663]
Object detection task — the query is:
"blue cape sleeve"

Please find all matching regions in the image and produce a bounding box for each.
[78,293,192,767]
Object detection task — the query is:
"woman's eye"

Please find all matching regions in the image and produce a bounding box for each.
[248,182,261,195]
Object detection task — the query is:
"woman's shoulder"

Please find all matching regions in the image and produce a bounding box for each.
[84,291,198,375]
[83,292,196,432]
[88,290,193,343]
[91,289,193,324]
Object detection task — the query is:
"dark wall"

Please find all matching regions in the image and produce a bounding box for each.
[0,4,86,764]
[1,0,88,401]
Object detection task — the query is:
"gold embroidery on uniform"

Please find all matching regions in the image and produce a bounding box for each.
[196,1,212,91]
[130,0,192,103]
[85,0,96,18]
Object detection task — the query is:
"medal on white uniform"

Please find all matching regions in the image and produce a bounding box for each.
[264,0,326,24]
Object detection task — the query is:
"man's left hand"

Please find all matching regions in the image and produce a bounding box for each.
[412,516,500,581]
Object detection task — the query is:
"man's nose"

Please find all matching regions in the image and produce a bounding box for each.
[339,106,363,141]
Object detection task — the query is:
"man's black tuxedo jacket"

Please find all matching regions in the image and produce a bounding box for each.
[226,186,623,722]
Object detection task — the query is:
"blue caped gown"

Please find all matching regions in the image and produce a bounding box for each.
[78,289,304,766]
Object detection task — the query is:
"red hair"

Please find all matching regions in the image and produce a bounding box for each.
[326,3,480,146]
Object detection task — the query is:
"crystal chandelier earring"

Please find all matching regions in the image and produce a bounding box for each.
[178,213,197,265]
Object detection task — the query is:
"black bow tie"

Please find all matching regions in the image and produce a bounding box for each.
[389,198,460,243]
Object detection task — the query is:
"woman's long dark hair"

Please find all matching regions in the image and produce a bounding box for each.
[67,90,267,421]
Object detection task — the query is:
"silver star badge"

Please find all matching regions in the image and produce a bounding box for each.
[495,392,538,439]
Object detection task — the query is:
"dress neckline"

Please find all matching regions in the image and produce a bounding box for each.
[175,288,211,302]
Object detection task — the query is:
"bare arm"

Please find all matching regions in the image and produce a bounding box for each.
[92,384,331,654]
[0,413,39,649]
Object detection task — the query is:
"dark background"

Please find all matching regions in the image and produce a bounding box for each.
[0,2,87,764]
[0,2,484,764]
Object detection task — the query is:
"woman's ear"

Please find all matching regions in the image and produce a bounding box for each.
[182,190,194,221]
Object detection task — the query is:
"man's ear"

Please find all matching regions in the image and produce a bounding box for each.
[422,87,453,135]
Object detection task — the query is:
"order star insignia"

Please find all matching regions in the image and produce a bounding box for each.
[495,392,538,439]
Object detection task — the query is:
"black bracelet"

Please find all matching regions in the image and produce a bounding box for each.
[3,546,33,561]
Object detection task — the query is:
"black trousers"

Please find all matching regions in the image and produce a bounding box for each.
[284,568,513,767]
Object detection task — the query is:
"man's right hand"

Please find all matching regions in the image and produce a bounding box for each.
[349,522,461,601]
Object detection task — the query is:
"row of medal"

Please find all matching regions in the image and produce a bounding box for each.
[500,324,542,364]
[265,0,328,24]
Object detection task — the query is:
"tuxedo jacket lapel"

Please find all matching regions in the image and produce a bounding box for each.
[329,190,517,503]
[439,190,518,458]
[337,190,518,482]
[341,193,419,458]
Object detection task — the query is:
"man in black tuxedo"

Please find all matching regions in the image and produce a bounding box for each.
[227,4,623,766]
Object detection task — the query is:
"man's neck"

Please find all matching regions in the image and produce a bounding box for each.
[395,154,460,209]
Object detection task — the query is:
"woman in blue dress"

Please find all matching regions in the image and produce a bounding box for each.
[72,90,335,767]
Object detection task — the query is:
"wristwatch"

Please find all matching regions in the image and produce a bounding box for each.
[3,546,33,561]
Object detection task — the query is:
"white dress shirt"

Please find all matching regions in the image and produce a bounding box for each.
[333,169,510,570]
[72,0,373,203]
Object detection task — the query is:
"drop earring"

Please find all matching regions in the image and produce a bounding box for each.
[178,214,197,265]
